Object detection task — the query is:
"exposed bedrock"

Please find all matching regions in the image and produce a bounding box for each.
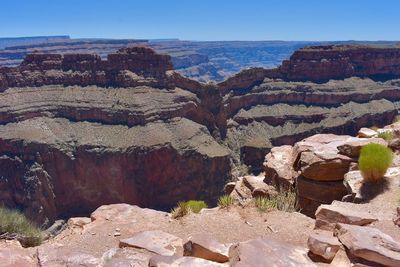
[0,117,230,226]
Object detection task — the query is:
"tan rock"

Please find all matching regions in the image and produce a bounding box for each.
[395,207,400,227]
[242,175,277,198]
[294,134,353,181]
[37,248,102,267]
[315,203,378,230]
[357,127,378,138]
[119,230,183,256]
[183,234,230,263]
[307,230,341,261]
[149,255,226,266]
[229,237,316,266]
[0,248,36,267]
[335,223,400,267]
[337,137,387,157]
[263,145,297,191]
[68,217,92,228]
[229,178,252,204]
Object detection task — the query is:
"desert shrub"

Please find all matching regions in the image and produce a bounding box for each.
[171,200,208,218]
[0,207,43,247]
[255,191,296,212]
[255,196,276,211]
[218,195,234,208]
[378,131,394,141]
[359,143,393,182]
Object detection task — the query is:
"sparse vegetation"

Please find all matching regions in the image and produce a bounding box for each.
[171,200,208,218]
[0,207,43,247]
[255,191,296,212]
[378,131,394,141]
[218,195,235,208]
[359,143,393,182]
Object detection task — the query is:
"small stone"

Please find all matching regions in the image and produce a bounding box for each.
[307,230,341,261]
[358,127,378,138]
[183,234,230,263]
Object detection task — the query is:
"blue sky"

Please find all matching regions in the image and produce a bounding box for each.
[1,0,399,41]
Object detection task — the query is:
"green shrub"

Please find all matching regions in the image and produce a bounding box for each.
[171,200,208,218]
[378,131,394,141]
[0,207,43,247]
[359,143,393,182]
[218,195,234,208]
[255,196,276,212]
[255,191,296,212]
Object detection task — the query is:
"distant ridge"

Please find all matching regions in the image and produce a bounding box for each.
[0,35,70,49]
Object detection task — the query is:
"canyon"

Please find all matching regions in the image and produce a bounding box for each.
[1,44,400,229]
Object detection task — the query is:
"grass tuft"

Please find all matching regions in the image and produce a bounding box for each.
[378,131,394,141]
[218,195,235,208]
[359,143,393,182]
[171,200,208,218]
[0,207,43,247]
[255,191,296,212]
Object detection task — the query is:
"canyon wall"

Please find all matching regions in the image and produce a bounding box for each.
[1,44,400,225]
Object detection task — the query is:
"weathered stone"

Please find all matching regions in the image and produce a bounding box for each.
[296,176,347,217]
[242,175,277,198]
[335,223,400,267]
[149,255,226,267]
[263,145,297,191]
[294,134,353,181]
[229,237,316,266]
[37,248,102,267]
[119,230,183,256]
[357,127,377,138]
[307,230,341,261]
[344,168,400,203]
[0,248,36,267]
[394,207,400,227]
[68,217,92,228]
[337,137,387,157]
[315,203,378,230]
[229,178,252,204]
[183,234,229,263]
[223,182,236,195]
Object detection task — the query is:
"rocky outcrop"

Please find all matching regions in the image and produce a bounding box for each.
[279,45,400,82]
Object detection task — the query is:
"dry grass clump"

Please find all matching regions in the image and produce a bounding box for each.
[255,191,296,212]
[377,131,394,141]
[218,195,235,208]
[0,207,43,247]
[171,200,208,218]
[359,143,393,182]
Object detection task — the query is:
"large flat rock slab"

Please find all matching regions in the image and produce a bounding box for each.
[119,230,183,257]
[335,223,400,267]
[228,237,316,266]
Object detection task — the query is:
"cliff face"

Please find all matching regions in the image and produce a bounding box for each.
[2,44,400,226]
[279,45,400,82]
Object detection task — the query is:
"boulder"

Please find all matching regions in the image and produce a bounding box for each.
[294,134,353,181]
[228,237,316,266]
[229,178,252,204]
[344,168,400,203]
[337,137,387,158]
[358,127,378,138]
[263,145,297,191]
[335,223,400,267]
[224,182,236,195]
[315,203,378,231]
[119,230,183,257]
[242,175,277,198]
[149,255,226,267]
[307,230,341,261]
[183,234,229,263]
[296,176,347,217]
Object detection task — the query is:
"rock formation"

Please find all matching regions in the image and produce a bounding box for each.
[2,44,400,228]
